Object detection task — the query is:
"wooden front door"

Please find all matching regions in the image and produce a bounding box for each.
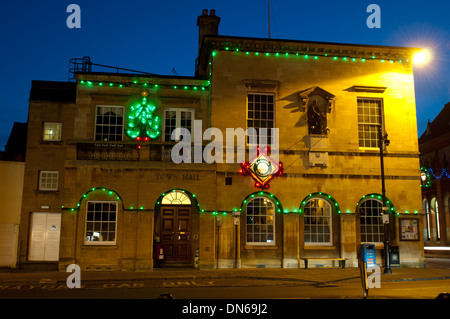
[160,206,191,266]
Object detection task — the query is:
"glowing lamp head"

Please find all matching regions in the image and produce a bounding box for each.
[412,48,432,65]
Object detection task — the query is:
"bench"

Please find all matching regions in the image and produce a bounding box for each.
[300,258,347,269]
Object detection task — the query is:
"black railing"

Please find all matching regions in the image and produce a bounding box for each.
[77,143,140,161]
[68,56,156,82]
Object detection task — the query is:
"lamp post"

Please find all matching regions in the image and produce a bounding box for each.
[378,125,392,274]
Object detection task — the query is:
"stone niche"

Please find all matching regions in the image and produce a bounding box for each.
[299,86,335,167]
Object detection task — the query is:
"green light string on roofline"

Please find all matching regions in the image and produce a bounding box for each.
[211,49,408,64]
[78,80,210,91]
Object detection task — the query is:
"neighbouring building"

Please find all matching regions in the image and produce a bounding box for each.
[0,122,26,268]
[18,10,425,271]
[419,102,450,254]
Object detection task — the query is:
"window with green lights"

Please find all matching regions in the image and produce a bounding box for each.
[246,197,275,245]
[85,201,117,244]
[359,198,384,243]
[95,106,124,142]
[303,198,332,245]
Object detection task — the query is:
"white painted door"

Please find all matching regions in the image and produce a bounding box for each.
[0,223,18,267]
[28,213,61,261]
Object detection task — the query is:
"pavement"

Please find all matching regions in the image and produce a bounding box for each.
[1,262,450,286]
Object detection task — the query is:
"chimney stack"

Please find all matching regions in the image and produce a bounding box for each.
[197,9,220,53]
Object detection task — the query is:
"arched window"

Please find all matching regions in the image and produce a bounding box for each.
[246,197,275,245]
[303,197,332,245]
[161,190,191,205]
[430,197,440,240]
[359,198,384,243]
[422,198,430,241]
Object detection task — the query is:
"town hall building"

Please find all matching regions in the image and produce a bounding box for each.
[18,10,425,271]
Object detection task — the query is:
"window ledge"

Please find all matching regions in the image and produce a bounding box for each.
[304,245,335,250]
[35,190,60,194]
[245,245,278,250]
[82,244,118,249]
[40,140,63,145]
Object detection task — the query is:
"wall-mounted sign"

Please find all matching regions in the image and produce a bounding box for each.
[239,146,283,189]
[400,218,419,241]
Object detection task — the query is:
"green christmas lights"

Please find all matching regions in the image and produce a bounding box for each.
[211,49,407,64]
[299,192,341,214]
[420,166,431,187]
[78,79,209,91]
[61,187,417,216]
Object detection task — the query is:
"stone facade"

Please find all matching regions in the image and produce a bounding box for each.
[18,12,425,271]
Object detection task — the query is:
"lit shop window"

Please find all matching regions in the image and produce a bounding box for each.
[246,197,275,245]
[85,201,117,245]
[95,106,124,141]
[359,198,384,243]
[304,198,332,245]
[39,171,59,191]
[43,122,62,141]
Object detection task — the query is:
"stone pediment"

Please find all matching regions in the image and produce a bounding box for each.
[299,86,335,112]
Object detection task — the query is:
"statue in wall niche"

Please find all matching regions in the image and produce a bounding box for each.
[307,99,327,135]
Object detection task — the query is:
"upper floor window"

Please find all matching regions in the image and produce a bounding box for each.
[164,108,194,142]
[43,122,62,141]
[39,171,59,191]
[304,197,332,245]
[95,106,124,142]
[247,93,275,144]
[357,98,383,148]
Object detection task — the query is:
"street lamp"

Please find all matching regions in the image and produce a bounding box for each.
[378,126,392,274]
[412,48,432,66]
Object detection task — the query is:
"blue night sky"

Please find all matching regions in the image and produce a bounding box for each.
[0,0,449,151]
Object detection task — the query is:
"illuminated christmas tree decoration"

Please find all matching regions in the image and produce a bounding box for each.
[126,91,161,140]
